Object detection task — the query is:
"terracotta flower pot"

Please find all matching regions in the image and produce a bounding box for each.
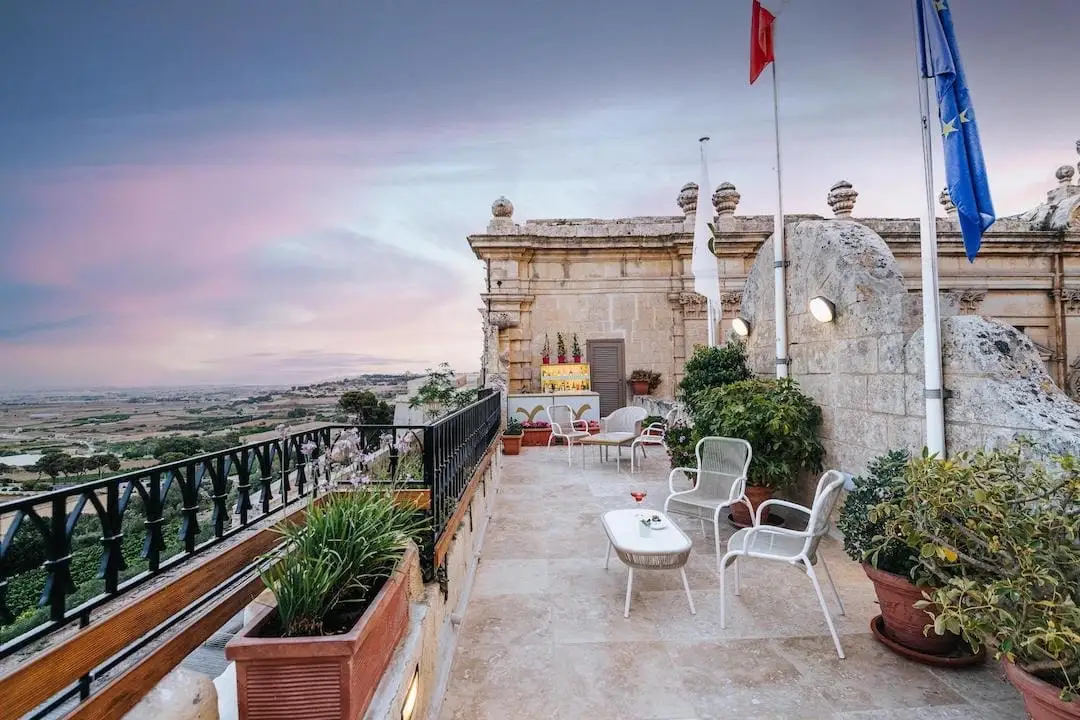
[573,355,582,363]
[226,544,416,720]
[542,357,550,364]
[730,485,773,527]
[557,355,567,363]
[502,434,523,455]
[521,427,552,447]
[1003,659,1080,720]
[862,563,959,656]
[630,380,651,396]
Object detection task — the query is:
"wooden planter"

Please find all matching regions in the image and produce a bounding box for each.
[225,544,417,720]
[522,427,552,446]
[502,434,523,455]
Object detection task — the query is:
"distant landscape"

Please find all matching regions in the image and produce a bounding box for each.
[0,374,418,500]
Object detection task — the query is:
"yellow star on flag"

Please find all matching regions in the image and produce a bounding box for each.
[941,119,958,138]
[959,109,971,123]
[934,0,947,11]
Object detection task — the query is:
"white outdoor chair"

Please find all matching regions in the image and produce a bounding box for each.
[719,470,848,659]
[630,408,677,471]
[663,437,753,567]
[586,406,648,472]
[545,404,590,466]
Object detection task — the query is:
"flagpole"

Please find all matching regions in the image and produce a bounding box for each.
[770,37,789,378]
[912,2,946,456]
[699,137,717,348]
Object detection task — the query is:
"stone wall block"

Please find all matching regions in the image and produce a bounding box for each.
[835,337,878,374]
[867,374,906,415]
[833,374,870,410]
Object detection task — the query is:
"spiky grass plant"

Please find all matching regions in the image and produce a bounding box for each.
[260,487,429,636]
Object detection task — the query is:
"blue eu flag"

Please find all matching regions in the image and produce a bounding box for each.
[915,0,995,262]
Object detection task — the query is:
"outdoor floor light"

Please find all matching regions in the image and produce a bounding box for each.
[402,666,420,720]
[809,296,836,323]
[732,317,751,336]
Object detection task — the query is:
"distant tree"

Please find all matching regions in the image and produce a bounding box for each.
[338,390,393,425]
[61,455,87,480]
[35,451,68,482]
[0,463,11,477]
[157,452,189,465]
[286,407,308,419]
[408,364,479,421]
[200,431,241,453]
[151,436,202,461]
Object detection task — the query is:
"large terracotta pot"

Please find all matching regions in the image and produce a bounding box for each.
[630,380,651,396]
[1003,659,1080,720]
[521,427,552,447]
[502,434,523,455]
[862,563,959,655]
[730,485,773,527]
[226,544,416,720]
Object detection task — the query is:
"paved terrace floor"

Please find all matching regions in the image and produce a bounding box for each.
[438,445,1026,720]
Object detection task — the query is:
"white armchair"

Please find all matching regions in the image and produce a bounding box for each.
[719,470,848,659]
[630,408,676,471]
[545,404,590,466]
[588,406,647,471]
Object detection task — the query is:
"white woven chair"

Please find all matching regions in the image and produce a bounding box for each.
[663,436,753,567]
[630,408,677,471]
[719,470,849,659]
[545,404,590,466]
[590,406,647,471]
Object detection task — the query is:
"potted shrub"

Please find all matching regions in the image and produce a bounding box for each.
[878,444,1079,719]
[521,420,552,447]
[693,377,824,527]
[572,334,582,363]
[502,417,524,455]
[837,450,963,659]
[226,488,428,719]
[556,333,567,364]
[678,341,753,418]
[665,422,697,471]
[629,370,662,396]
[541,334,551,365]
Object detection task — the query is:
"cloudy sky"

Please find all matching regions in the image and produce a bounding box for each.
[0,0,1075,390]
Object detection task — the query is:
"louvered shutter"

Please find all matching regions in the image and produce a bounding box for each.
[587,340,626,416]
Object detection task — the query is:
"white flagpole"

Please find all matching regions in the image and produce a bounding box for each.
[770,35,789,378]
[694,136,719,347]
[912,2,946,456]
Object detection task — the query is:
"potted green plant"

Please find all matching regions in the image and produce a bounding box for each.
[628,370,662,396]
[541,334,551,365]
[665,422,697,471]
[556,333,567,364]
[677,341,753,418]
[226,487,427,719]
[502,417,524,455]
[877,444,1080,719]
[693,377,824,526]
[571,334,582,363]
[837,450,963,659]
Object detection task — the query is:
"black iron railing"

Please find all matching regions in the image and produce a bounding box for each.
[0,391,501,662]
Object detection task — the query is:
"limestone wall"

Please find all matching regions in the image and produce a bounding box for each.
[740,220,1080,478]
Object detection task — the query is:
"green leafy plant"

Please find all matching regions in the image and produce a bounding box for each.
[642,415,666,429]
[628,370,662,392]
[665,422,697,470]
[571,334,582,358]
[837,449,916,576]
[556,333,567,358]
[693,377,824,491]
[259,489,428,637]
[678,341,753,418]
[408,363,479,420]
[503,418,524,436]
[875,443,1080,698]
[541,334,551,359]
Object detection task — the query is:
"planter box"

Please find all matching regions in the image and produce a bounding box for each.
[502,434,523,455]
[225,543,418,720]
[522,427,552,447]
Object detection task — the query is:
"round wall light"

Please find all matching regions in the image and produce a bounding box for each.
[731,317,751,336]
[809,296,836,323]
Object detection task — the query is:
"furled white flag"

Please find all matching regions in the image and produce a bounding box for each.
[691,139,721,344]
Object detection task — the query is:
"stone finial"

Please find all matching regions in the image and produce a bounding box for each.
[677,182,699,216]
[712,183,740,217]
[939,187,957,216]
[826,180,858,218]
[491,196,514,218]
[1057,165,1076,187]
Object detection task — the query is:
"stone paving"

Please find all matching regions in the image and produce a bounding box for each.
[437,445,1026,720]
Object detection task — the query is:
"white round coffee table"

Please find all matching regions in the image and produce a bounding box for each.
[601,509,695,617]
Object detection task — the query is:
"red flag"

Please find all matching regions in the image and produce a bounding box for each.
[750,0,775,84]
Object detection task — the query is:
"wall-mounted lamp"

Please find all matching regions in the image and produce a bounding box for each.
[401,666,420,720]
[731,317,751,337]
[809,296,836,323]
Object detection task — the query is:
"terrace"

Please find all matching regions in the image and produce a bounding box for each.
[437,446,1027,720]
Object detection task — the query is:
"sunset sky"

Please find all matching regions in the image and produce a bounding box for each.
[0,0,1076,390]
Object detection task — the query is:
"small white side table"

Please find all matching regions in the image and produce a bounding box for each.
[601,509,695,617]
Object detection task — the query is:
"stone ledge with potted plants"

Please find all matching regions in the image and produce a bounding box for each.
[874,442,1079,720]
[628,370,662,396]
[501,418,523,455]
[692,376,825,527]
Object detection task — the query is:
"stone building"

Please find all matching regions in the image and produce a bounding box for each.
[468,141,1080,416]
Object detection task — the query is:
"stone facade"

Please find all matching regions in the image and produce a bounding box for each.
[468,140,1080,404]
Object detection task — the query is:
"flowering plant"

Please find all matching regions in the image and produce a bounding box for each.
[521,421,550,429]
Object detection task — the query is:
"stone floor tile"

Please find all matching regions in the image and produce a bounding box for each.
[471,558,549,597]
[636,590,759,642]
[927,663,1022,705]
[833,700,1025,719]
[776,634,966,712]
[438,642,561,720]
[457,594,553,646]
[553,641,698,719]
[549,591,663,644]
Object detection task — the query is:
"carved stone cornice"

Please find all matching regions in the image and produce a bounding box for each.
[719,291,743,316]
[1061,288,1080,315]
[676,292,708,320]
[945,289,987,315]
